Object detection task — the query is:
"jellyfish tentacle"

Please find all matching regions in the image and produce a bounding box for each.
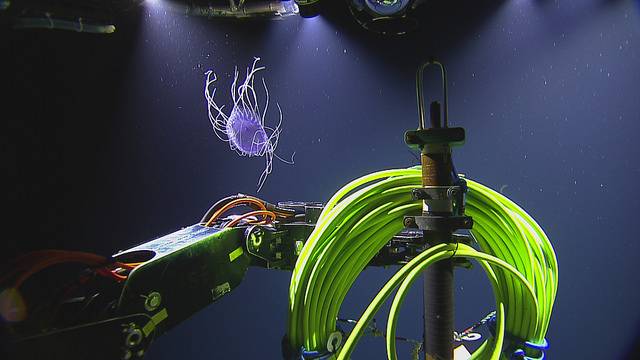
[274,152,296,165]
[229,117,241,154]
[237,83,258,117]
[204,70,231,142]
[251,130,268,157]
[240,83,260,121]
[231,66,240,106]
[237,83,256,118]
[274,102,283,133]
[261,102,282,136]
[247,59,259,114]
[234,58,266,127]
[261,77,269,127]
[249,128,259,156]
[240,58,265,115]
[257,146,274,192]
[265,102,284,149]
[269,102,295,165]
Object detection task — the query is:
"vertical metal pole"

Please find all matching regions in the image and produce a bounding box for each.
[421,149,454,360]
[412,60,460,360]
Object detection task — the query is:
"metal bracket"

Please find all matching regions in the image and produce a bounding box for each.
[245,225,288,269]
[411,186,463,201]
[411,185,467,216]
[403,215,473,232]
[405,127,466,149]
[370,232,476,268]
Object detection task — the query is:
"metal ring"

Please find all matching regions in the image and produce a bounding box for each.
[327,331,342,352]
[461,332,481,341]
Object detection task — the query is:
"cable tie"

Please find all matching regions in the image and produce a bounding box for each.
[327,331,343,353]
[511,338,549,360]
[299,347,332,360]
[298,328,344,360]
[484,313,547,359]
[449,239,459,259]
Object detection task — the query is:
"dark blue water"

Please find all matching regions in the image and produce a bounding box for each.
[2,1,640,359]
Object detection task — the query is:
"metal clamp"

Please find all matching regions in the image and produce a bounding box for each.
[245,225,286,268]
[411,185,466,216]
[403,215,473,233]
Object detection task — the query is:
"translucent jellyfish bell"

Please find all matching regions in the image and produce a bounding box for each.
[204,57,294,192]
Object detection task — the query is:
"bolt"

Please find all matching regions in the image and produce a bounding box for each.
[125,328,143,347]
[254,227,264,237]
[144,292,161,312]
[403,217,416,228]
[251,227,263,248]
[295,241,304,255]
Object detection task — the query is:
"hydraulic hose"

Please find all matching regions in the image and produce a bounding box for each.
[287,167,557,359]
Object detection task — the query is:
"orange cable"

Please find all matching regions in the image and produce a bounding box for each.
[5,251,110,288]
[224,210,276,228]
[204,198,267,227]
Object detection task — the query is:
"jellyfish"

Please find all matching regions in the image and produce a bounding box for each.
[204,57,294,192]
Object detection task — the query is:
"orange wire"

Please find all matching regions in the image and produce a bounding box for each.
[4,251,110,288]
[1,250,108,278]
[0,250,147,288]
[109,272,128,281]
[107,262,146,280]
[95,268,128,282]
[273,210,294,217]
[224,210,276,228]
[120,262,145,268]
[204,198,267,227]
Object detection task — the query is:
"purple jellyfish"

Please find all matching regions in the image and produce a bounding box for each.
[204,57,294,191]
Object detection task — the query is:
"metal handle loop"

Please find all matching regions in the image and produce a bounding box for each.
[416,58,449,129]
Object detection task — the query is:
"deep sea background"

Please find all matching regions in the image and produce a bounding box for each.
[2,0,640,359]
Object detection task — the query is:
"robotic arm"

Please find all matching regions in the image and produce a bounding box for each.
[2,195,436,360]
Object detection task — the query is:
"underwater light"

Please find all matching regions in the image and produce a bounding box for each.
[348,0,424,35]
[294,0,321,18]
[363,0,411,16]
